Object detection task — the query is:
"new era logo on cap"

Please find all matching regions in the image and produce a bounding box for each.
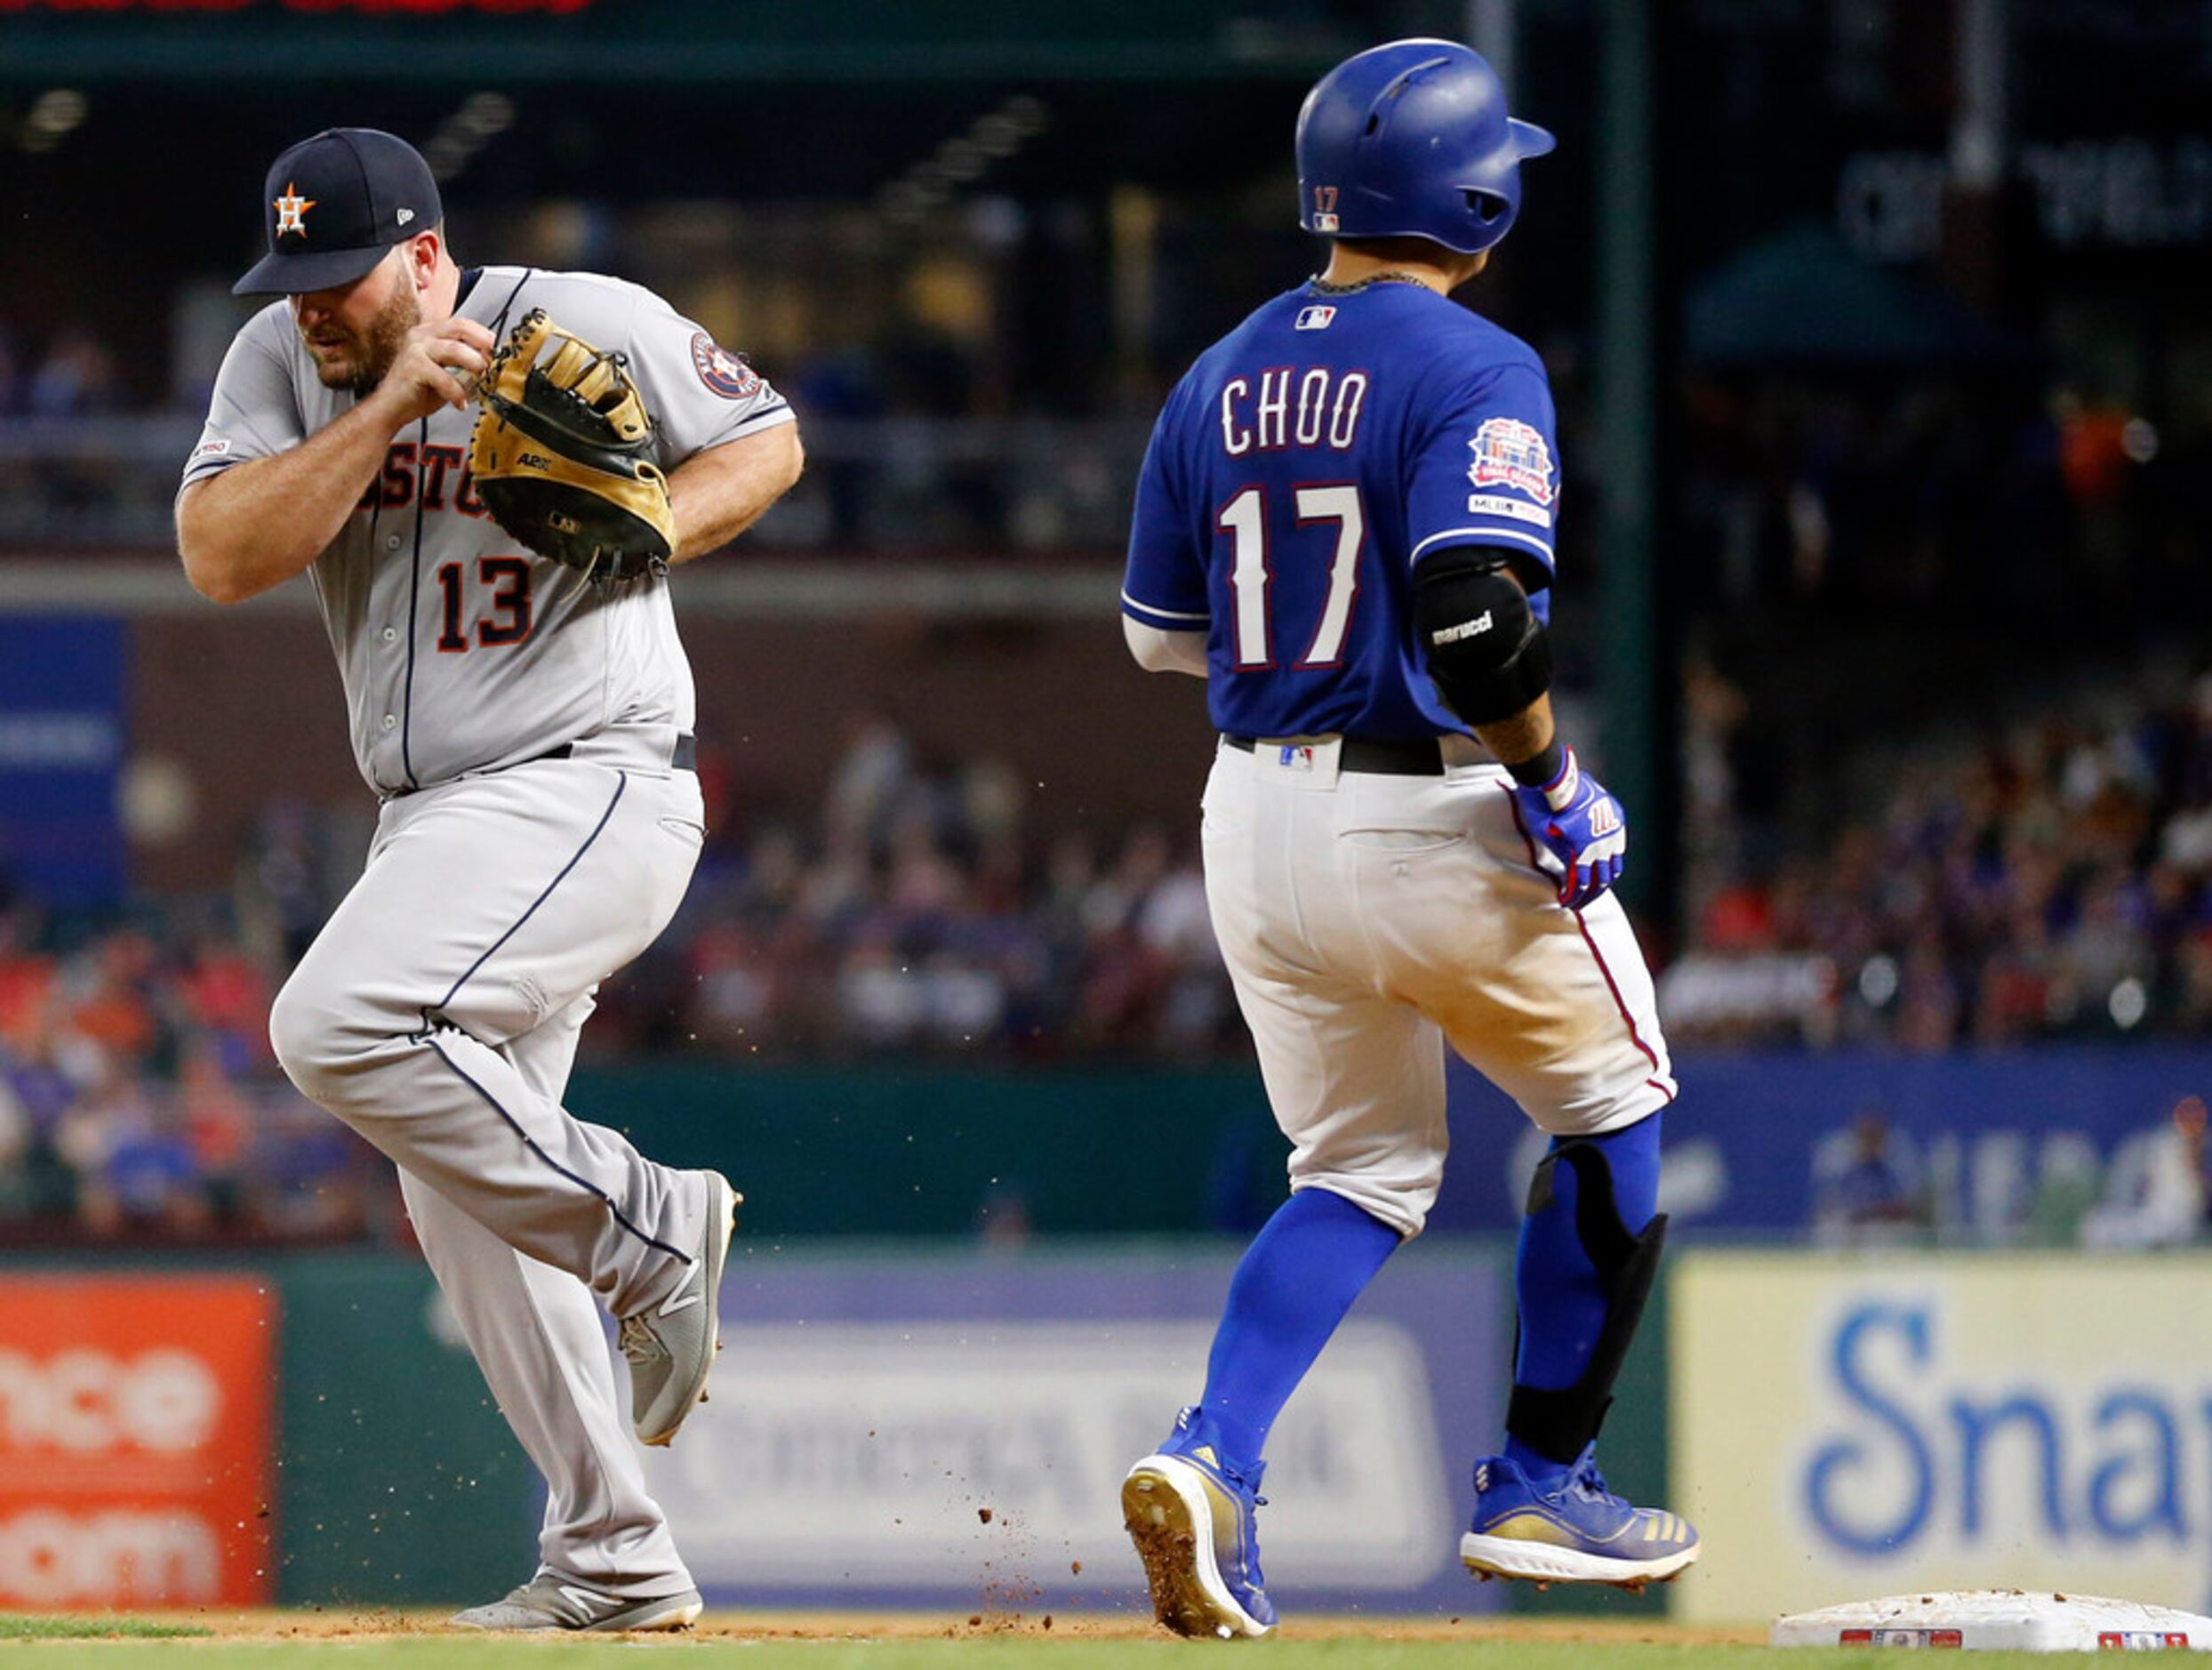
[233,127,442,298]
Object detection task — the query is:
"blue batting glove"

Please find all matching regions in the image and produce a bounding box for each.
[1509,748,1628,910]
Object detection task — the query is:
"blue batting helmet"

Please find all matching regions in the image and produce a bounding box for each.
[1295,38,1555,256]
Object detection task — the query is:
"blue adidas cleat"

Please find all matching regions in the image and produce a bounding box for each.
[1121,1407,1277,1639]
[1460,1448,1701,1589]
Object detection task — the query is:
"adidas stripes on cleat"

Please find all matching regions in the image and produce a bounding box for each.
[1460,1447,1700,1588]
[1121,1407,1276,1639]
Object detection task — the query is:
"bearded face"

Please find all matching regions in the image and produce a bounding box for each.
[296,257,421,397]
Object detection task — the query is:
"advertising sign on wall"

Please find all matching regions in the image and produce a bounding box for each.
[0,617,127,910]
[1672,1252,2212,1623]
[1439,1046,2212,1239]
[640,1248,1507,1616]
[0,1277,275,1606]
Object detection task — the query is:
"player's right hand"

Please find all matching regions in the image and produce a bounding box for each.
[1508,748,1628,911]
[375,318,497,424]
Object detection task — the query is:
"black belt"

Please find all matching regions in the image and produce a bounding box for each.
[533,733,697,770]
[1224,734,1444,776]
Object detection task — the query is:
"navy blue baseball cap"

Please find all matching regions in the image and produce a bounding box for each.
[233,128,443,297]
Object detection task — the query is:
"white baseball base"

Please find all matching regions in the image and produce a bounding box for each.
[1771,1591,2212,1651]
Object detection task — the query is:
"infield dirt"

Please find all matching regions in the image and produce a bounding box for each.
[33,1609,1769,1647]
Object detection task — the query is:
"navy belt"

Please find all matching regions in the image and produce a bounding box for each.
[1224,734,1444,775]
[534,733,697,770]
[391,732,697,799]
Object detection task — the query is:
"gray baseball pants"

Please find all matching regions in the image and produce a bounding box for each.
[270,752,711,1597]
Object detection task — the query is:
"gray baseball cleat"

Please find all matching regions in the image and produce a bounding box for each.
[448,1574,703,1632]
[621,1168,739,1447]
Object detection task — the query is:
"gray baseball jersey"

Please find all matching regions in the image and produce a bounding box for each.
[183,265,793,793]
[185,267,791,1602]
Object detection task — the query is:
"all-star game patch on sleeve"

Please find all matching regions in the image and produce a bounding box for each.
[1121,381,1211,633]
[1405,357,1560,597]
[178,305,308,494]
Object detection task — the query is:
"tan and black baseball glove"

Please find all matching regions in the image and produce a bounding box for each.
[466,309,675,582]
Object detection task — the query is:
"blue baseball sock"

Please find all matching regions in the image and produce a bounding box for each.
[1505,1114,1663,1488]
[1194,1186,1401,1471]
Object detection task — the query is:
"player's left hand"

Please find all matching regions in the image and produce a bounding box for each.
[1509,748,1627,910]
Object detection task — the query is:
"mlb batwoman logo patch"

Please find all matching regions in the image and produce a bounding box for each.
[1466,416,1555,506]
[691,333,762,399]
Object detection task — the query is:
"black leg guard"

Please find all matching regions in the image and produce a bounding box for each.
[1504,1138,1669,1466]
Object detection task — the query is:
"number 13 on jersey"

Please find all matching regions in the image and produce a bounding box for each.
[437,556,533,652]
[1219,484,1366,670]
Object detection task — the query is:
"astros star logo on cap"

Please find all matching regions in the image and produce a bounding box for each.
[274,182,317,237]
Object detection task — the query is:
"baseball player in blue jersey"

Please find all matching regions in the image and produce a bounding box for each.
[1117,41,1697,1637]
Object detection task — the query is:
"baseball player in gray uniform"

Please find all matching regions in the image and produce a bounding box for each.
[175,128,803,1631]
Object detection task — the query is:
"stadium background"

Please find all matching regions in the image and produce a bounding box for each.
[0,0,2208,1631]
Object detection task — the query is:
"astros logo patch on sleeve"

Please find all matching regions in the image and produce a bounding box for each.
[1466,416,1555,506]
[690,333,762,399]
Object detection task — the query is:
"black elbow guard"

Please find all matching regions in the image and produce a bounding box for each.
[1412,551,1553,726]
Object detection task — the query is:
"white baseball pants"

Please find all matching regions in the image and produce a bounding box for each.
[1201,736,1676,1239]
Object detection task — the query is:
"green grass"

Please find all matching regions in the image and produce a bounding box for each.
[0,1617,212,1639]
[0,1640,2090,1666]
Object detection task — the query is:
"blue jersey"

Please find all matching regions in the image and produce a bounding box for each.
[1122,279,1559,741]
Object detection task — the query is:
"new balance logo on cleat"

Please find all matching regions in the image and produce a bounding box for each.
[621,1170,739,1448]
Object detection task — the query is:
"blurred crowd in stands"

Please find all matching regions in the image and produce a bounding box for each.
[0,911,373,1247]
[0,321,124,419]
[595,715,1237,1064]
[0,714,1235,1244]
[12,674,2212,1240]
[1666,663,2212,1050]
